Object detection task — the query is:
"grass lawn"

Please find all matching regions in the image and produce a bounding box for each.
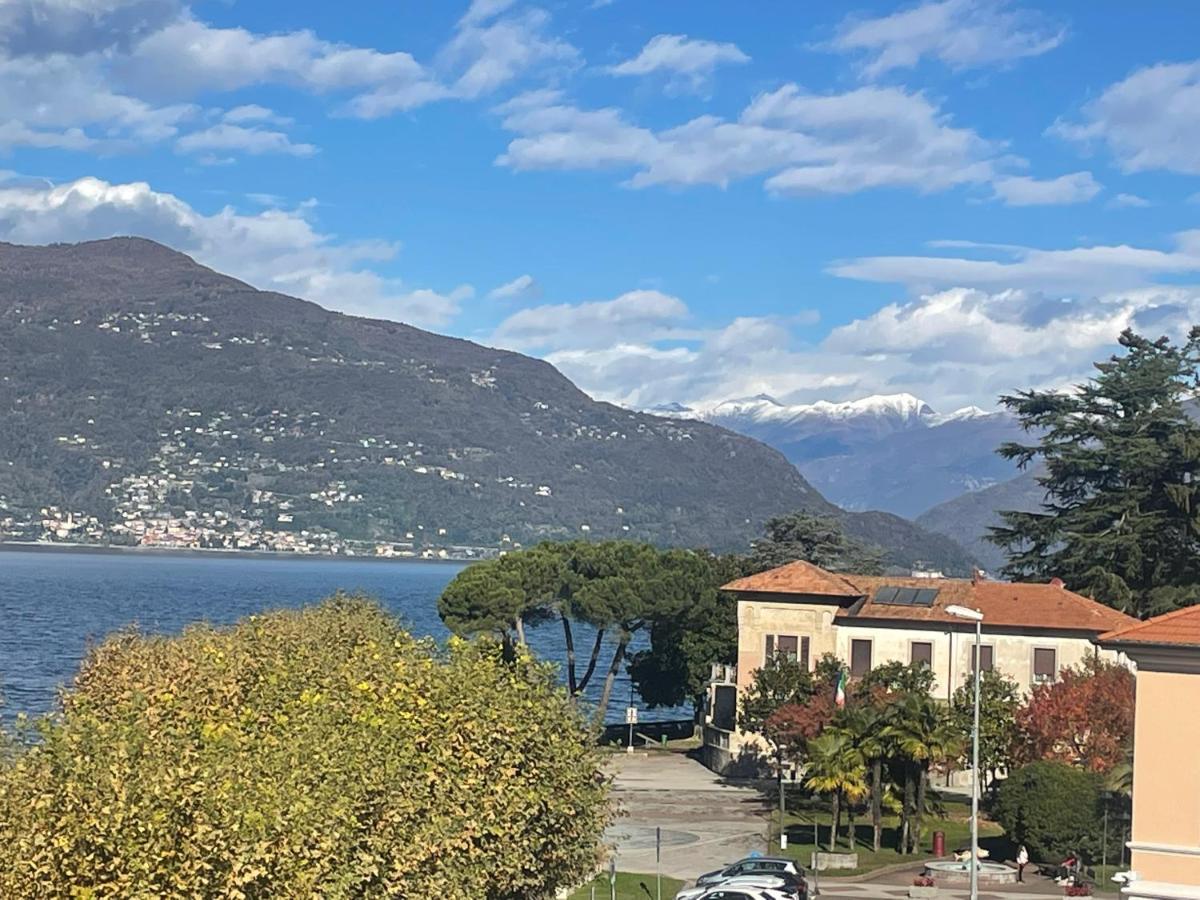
[568,872,684,900]
[775,792,1005,876]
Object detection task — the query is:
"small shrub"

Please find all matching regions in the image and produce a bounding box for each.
[913,875,936,886]
[1065,886,1093,897]
[0,596,610,898]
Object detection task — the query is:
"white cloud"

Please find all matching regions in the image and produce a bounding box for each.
[0,175,471,328]
[460,0,519,26]
[176,123,317,158]
[488,273,541,300]
[0,0,181,56]
[0,1,578,154]
[221,104,290,125]
[119,17,436,99]
[493,289,690,350]
[609,34,748,93]
[0,52,195,150]
[830,232,1200,296]
[440,8,578,100]
[498,83,1008,196]
[989,170,1100,206]
[495,228,1200,411]
[1052,59,1200,175]
[1110,192,1150,208]
[496,278,1200,413]
[830,0,1065,79]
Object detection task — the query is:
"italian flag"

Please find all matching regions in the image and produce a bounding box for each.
[834,668,847,708]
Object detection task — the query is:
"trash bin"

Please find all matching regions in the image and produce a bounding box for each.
[932,831,945,857]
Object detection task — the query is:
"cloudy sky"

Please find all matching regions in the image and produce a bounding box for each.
[4,0,1200,412]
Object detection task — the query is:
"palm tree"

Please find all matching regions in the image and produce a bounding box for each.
[882,694,963,855]
[839,702,890,852]
[805,730,868,851]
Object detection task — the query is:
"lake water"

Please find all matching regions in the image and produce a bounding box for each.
[0,549,691,725]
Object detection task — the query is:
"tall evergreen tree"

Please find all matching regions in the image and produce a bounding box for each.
[990,328,1200,616]
[750,512,884,574]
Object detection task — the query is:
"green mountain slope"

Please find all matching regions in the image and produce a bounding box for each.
[915,470,1045,572]
[0,237,972,569]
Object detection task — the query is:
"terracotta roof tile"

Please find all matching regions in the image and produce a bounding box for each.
[722,562,1139,634]
[721,560,860,597]
[1099,605,1200,647]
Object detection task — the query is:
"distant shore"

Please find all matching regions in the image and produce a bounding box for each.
[0,541,472,566]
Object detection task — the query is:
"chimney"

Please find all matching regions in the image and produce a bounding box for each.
[1050,577,1065,588]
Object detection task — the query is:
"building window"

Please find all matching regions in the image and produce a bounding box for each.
[765,634,810,669]
[850,639,872,677]
[1033,647,1058,683]
[910,641,933,668]
[971,644,995,673]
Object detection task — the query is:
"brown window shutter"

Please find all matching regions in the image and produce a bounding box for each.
[971,645,995,673]
[910,642,933,667]
[1034,648,1057,681]
[850,639,872,676]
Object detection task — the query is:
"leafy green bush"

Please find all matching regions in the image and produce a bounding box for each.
[0,596,609,898]
[993,761,1105,862]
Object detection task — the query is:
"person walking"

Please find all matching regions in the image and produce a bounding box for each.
[1016,844,1029,883]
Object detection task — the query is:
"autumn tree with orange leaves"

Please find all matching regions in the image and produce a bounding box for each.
[1014,657,1135,772]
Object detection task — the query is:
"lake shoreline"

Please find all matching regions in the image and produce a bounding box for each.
[0,541,471,566]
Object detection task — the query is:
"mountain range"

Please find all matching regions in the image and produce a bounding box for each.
[653,393,1028,519]
[0,238,972,571]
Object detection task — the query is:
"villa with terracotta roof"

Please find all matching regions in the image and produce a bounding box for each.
[702,559,1138,775]
[1099,606,1200,900]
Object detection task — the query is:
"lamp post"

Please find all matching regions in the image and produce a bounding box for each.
[947,604,984,900]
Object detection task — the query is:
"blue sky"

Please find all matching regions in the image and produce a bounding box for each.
[2,0,1200,411]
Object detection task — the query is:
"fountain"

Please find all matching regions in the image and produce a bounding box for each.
[922,859,1018,886]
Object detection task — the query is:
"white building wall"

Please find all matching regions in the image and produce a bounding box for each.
[833,623,1125,698]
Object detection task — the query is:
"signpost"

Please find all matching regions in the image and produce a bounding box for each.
[625,705,638,754]
[656,826,662,900]
[609,856,617,900]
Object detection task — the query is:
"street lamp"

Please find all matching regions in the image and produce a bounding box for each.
[946,604,984,900]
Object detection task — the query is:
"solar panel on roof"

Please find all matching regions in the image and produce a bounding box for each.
[873,586,940,607]
[913,588,938,607]
[875,586,900,604]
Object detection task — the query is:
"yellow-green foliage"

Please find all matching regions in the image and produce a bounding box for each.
[0,595,610,898]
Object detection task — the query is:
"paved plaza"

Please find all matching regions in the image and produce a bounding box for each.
[605,750,1089,899]
[605,749,770,881]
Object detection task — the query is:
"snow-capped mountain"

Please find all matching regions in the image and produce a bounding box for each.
[659,392,934,425]
[651,393,1023,519]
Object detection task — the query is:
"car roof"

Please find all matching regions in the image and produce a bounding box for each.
[732,856,793,865]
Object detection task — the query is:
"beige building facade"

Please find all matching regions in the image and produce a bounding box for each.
[704,561,1138,775]
[1101,609,1200,899]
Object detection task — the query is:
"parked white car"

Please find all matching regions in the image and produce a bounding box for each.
[694,856,805,889]
[675,874,799,900]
